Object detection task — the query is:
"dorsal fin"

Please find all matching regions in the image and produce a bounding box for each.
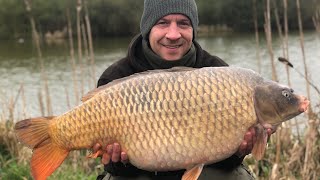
[81,66,196,102]
[81,85,107,102]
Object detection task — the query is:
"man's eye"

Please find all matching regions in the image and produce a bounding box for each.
[181,22,191,26]
[178,22,191,28]
[157,21,168,25]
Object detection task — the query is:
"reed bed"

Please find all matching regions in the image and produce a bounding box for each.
[244,113,320,179]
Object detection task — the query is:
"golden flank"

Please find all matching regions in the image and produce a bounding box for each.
[15,67,309,180]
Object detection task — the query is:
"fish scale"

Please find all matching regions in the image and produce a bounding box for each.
[15,67,309,180]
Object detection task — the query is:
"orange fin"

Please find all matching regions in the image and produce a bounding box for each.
[31,140,69,180]
[14,117,54,148]
[182,164,204,180]
[15,117,69,180]
[87,150,103,158]
[252,124,268,160]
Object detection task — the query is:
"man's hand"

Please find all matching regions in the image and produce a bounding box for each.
[92,143,128,165]
[236,126,274,157]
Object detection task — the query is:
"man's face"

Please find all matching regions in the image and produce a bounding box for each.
[149,14,193,61]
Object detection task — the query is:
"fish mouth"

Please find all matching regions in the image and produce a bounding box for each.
[298,96,309,113]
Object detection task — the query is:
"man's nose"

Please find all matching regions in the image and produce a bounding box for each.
[165,23,181,40]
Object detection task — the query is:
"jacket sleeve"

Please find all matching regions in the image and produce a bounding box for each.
[104,154,245,177]
[105,161,155,177]
[97,58,134,87]
[208,155,244,170]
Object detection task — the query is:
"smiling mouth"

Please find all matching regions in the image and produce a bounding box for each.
[163,44,181,49]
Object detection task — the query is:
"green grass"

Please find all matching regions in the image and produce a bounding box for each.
[49,163,99,180]
[0,152,32,180]
[0,153,101,180]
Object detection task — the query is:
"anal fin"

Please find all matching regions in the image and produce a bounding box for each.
[182,164,204,180]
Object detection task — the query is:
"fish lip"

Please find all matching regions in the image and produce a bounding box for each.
[299,99,309,112]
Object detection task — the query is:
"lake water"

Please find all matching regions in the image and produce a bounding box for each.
[0,32,319,123]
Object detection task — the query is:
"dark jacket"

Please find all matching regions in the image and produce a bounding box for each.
[98,35,227,87]
[97,35,252,179]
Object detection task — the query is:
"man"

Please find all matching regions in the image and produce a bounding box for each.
[94,0,272,179]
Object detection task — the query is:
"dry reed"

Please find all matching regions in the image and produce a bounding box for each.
[296,0,312,116]
[264,0,278,81]
[66,7,80,105]
[0,90,32,164]
[76,0,85,97]
[313,7,320,34]
[81,22,92,93]
[280,0,301,142]
[295,1,317,176]
[252,0,262,74]
[263,2,282,175]
[83,0,97,88]
[23,0,52,116]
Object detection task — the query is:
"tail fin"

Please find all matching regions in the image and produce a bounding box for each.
[15,117,69,180]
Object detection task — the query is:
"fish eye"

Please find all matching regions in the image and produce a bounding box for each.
[282,90,291,99]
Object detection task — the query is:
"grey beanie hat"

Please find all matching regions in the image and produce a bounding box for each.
[140,0,199,39]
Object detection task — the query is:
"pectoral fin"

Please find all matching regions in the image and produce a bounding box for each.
[182,164,204,180]
[252,124,268,160]
[87,150,103,158]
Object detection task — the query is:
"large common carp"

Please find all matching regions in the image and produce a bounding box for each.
[15,67,309,180]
